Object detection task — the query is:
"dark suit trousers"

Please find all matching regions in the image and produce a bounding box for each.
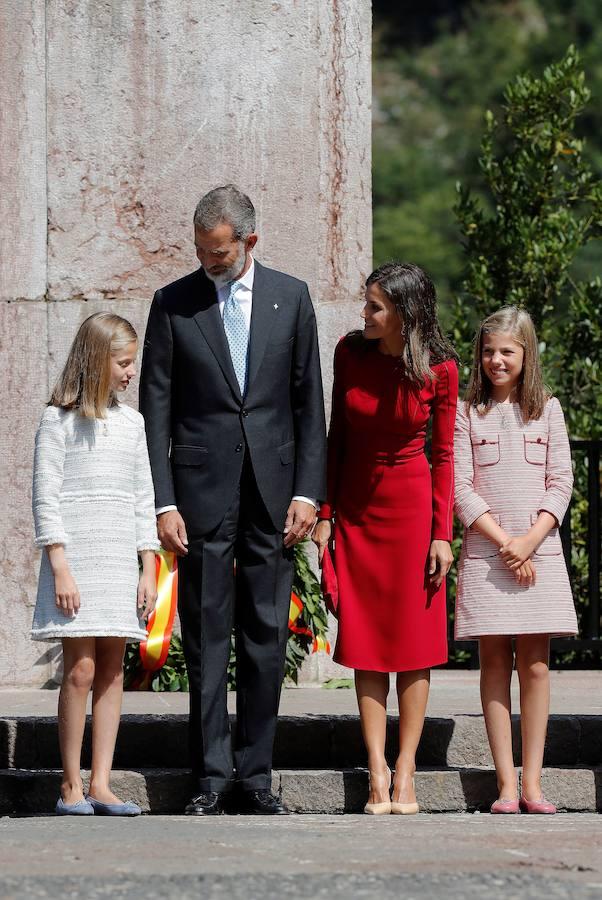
[177,454,294,792]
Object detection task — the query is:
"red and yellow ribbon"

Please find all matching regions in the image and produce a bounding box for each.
[288,591,331,654]
[139,550,178,671]
[312,634,331,654]
[138,561,328,680]
[288,591,311,637]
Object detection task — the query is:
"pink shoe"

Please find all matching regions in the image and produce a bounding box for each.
[490,798,519,814]
[519,795,557,815]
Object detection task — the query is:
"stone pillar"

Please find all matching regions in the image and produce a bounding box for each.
[0,0,52,686]
[0,0,371,686]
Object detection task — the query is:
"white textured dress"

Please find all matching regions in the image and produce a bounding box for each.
[31,404,160,642]
[454,397,578,639]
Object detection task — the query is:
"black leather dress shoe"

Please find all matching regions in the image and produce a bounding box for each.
[184,791,225,816]
[240,789,289,815]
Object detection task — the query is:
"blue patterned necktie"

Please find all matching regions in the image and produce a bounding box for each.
[222,280,249,395]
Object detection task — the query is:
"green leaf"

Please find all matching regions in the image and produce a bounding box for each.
[322,678,354,690]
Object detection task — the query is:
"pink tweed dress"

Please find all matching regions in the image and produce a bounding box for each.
[454,397,578,639]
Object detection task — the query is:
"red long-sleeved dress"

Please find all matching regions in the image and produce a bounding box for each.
[320,337,458,672]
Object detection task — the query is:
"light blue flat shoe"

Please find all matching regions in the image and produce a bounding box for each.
[55,797,94,816]
[86,796,142,817]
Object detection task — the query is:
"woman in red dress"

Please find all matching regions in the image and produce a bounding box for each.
[313,263,458,815]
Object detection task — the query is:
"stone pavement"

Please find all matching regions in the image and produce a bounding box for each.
[2,669,601,716]
[1,673,601,897]
[1,814,601,899]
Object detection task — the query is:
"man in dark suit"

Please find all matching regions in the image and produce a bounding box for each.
[140,185,326,815]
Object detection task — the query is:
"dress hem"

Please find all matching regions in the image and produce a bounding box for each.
[333,651,448,673]
[31,629,148,642]
[455,628,578,641]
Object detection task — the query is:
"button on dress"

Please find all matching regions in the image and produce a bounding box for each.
[31,404,160,642]
[453,398,577,639]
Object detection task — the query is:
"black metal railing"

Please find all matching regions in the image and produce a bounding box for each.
[553,438,601,652]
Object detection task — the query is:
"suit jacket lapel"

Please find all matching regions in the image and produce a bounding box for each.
[247,261,276,393]
[192,272,243,403]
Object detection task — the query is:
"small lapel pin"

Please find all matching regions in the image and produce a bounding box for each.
[273,303,279,310]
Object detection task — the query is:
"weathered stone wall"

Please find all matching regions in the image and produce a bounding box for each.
[0,0,371,686]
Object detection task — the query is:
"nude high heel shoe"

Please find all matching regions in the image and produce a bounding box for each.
[391,773,419,815]
[363,769,392,815]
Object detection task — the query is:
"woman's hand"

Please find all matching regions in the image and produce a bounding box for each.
[53,565,80,617]
[312,519,332,566]
[515,559,537,587]
[499,534,536,570]
[138,550,158,621]
[137,571,158,621]
[428,540,453,589]
[46,544,80,617]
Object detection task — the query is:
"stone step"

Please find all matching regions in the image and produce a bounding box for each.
[2,767,601,816]
[2,714,601,770]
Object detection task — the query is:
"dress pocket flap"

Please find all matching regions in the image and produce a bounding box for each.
[524,432,547,465]
[471,433,500,466]
[465,514,501,559]
[171,446,208,466]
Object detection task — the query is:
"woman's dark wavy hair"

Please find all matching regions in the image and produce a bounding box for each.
[348,262,458,385]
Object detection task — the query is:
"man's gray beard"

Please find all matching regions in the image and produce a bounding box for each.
[204,243,247,288]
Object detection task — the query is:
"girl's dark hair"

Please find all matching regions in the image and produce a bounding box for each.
[349,262,458,384]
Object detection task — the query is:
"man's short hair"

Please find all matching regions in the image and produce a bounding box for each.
[193,185,256,241]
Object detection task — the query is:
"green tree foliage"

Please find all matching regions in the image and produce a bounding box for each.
[373,0,602,311]
[452,45,602,433]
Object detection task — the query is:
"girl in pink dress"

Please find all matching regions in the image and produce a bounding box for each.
[454,307,577,815]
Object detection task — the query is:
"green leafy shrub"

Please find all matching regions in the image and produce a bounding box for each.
[448,46,601,665]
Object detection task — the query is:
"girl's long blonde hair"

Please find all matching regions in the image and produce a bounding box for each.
[465,306,547,422]
[49,313,137,418]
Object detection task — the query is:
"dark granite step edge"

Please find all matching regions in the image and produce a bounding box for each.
[1,714,600,769]
[1,766,601,815]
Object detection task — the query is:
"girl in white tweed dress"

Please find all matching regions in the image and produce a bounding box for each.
[32,313,159,816]
[454,307,577,817]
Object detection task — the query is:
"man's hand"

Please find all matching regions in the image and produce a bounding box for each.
[499,534,536,570]
[428,539,453,589]
[312,519,332,565]
[283,500,317,548]
[157,510,189,555]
